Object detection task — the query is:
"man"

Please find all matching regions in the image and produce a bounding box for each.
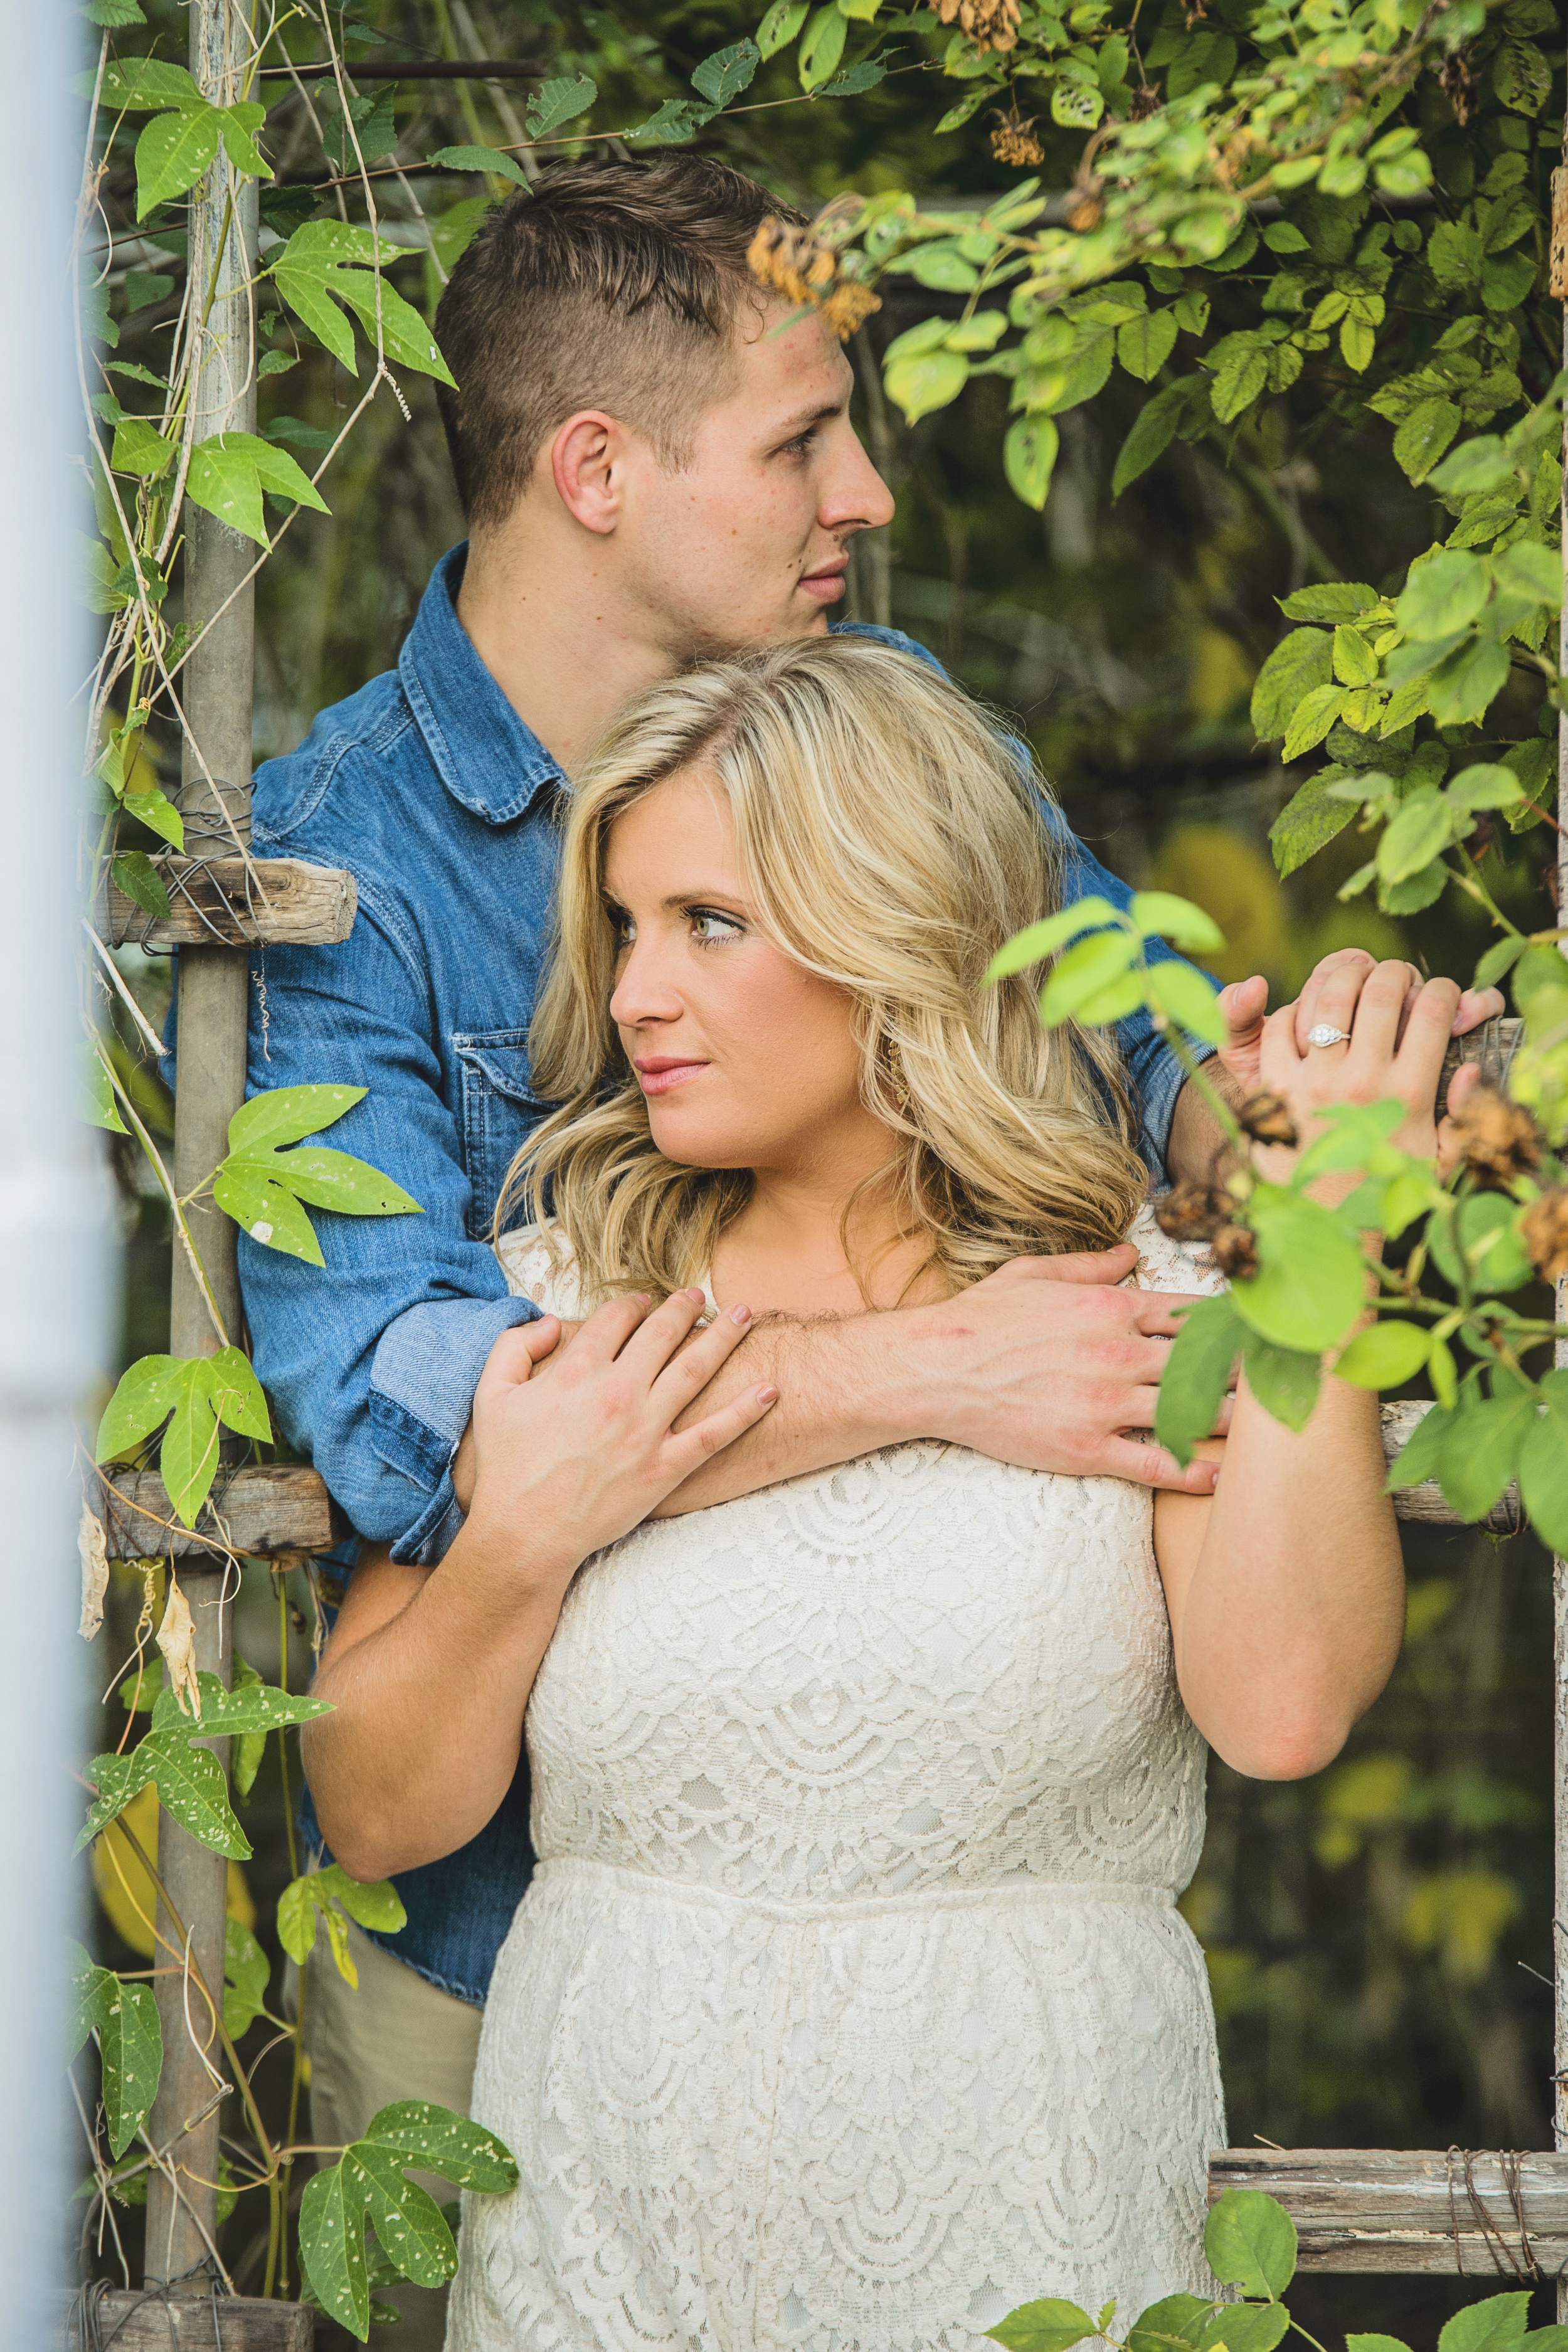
[243,156,1495,2341]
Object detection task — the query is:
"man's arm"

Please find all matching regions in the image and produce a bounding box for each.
[241,887,542,1564]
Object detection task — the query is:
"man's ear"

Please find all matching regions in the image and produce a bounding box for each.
[550,410,627,536]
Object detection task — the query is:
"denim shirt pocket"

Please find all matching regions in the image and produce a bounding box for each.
[452,1029,553,1239]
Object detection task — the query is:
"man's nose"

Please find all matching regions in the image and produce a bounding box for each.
[822,428,895,537]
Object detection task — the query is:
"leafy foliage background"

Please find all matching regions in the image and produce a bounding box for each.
[83,0,1564,2337]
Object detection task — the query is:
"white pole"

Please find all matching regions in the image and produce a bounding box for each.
[0,3,109,2338]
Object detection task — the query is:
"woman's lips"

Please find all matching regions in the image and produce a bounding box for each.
[635,1059,708,1096]
[799,561,848,604]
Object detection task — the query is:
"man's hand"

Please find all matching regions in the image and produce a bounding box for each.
[1167,948,1505,1184]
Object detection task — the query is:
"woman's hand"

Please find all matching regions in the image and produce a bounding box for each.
[1255,957,1461,1187]
[465,1290,778,1577]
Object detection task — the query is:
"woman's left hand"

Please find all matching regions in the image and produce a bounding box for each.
[1256,957,1461,1185]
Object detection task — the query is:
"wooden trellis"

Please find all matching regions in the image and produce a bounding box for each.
[72,21,1568,2344]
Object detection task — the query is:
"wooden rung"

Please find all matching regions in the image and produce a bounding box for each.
[101,856,356,948]
[1442,1015,1522,1096]
[56,2291,314,2348]
[93,1464,346,1562]
[1210,2148,1568,2275]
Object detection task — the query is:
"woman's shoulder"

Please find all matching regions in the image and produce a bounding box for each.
[494,1221,591,1320]
[1125,1199,1227,1298]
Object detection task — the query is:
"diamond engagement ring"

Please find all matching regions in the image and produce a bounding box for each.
[1307,1022,1352,1047]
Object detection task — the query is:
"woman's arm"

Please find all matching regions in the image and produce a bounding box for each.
[1152,958,1461,1780]
[302,1291,776,1880]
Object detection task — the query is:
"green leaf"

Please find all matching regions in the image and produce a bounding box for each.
[798,4,849,87]
[623,97,716,144]
[692,40,760,103]
[342,2142,458,2289]
[230,1655,267,1800]
[525,74,597,138]
[985,899,1120,979]
[110,850,171,921]
[1492,38,1552,114]
[110,416,176,480]
[1518,1372,1568,1553]
[1147,963,1227,1047]
[213,1163,325,1264]
[135,105,222,220]
[95,59,203,112]
[224,1916,272,2039]
[1393,397,1461,485]
[1129,891,1224,953]
[86,1048,128,1134]
[885,349,969,425]
[1004,416,1059,510]
[1242,1332,1322,1432]
[75,1747,158,1855]
[1128,2294,1214,2352]
[1278,584,1379,622]
[1281,684,1348,763]
[87,0,149,24]
[1334,1320,1430,1389]
[1039,929,1139,1025]
[1428,438,1515,499]
[1475,934,1527,989]
[154,1668,327,1740]
[1232,1187,1369,1353]
[143,1728,252,1858]
[277,1874,319,1966]
[1396,550,1489,642]
[300,2159,371,2340]
[426,144,529,188]
[272,263,359,373]
[987,2298,1099,2351]
[1117,308,1177,384]
[360,2102,520,2193]
[219,99,268,178]
[1332,627,1379,687]
[68,1940,103,2063]
[1293,1099,1406,1181]
[1428,1191,1534,1297]
[1386,1398,1455,1491]
[1345,2338,1414,2352]
[1155,1293,1242,1468]
[1435,1386,1535,1521]
[317,1863,408,1934]
[186,430,328,548]
[1436,2293,1532,2352]
[122,785,184,852]
[1377,788,1456,883]
[1198,2307,1290,2352]
[1252,629,1333,744]
[1426,635,1510,729]
[1111,379,1204,499]
[228,1083,366,1153]
[758,0,810,56]
[1269,772,1358,877]
[92,1974,164,2159]
[1204,2186,1298,2300]
[157,1362,222,1527]
[97,1353,183,1461]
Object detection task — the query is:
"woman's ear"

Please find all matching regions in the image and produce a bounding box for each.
[551,411,625,536]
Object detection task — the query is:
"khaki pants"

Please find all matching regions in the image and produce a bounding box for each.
[301,1916,483,2352]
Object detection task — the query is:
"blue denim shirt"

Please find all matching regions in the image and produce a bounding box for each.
[241,543,1208,2003]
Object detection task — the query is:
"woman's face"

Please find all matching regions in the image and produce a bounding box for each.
[604,766,886,1184]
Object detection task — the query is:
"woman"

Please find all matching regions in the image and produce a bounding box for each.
[307,638,1439,2346]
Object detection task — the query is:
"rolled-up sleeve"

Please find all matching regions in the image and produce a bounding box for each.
[241,881,540,1566]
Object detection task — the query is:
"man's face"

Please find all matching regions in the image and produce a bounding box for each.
[617,299,896,657]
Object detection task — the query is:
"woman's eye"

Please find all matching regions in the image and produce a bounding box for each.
[609,911,635,950]
[689,908,743,946]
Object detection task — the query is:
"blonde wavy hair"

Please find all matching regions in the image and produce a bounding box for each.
[498,635,1147,1305]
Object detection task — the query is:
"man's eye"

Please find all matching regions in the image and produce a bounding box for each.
[779,428,816,457]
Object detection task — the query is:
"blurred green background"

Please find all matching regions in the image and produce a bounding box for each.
[87,1,1562,2338]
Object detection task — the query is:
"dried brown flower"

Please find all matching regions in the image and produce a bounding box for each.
[1438,48,1477,127]
[1130,83,1162,120]
[1522,1188,1568,1283]
[1064,172,1105,233]
[1182,0,1207,23]
[929,0,1021,56]
[820,282,882,339]
[1237,1090,1299,1148]
[1212,1222,1259,1281]
[1155,1180,1232,1243]
[1451,1085,1544,1184]
[748,218,881,343]
[992,110,1044,168]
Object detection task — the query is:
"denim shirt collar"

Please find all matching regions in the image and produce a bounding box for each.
[398,543,565,827]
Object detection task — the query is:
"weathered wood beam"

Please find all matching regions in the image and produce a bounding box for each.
[102,856,356,949]
[92,1464,345,1561]
[1382,1400,1522,1535]
[1210,2148,1568,2276]
[56,2292,314,2348]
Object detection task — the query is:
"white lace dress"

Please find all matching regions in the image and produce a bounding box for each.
[445,1210,1226,2352]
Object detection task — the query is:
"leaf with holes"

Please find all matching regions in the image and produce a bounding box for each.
[692,41,760,103]
[300,2159,371,2339]
[360,2101,519,2191]
[134,104,222,219]
[342,2141,458,2289]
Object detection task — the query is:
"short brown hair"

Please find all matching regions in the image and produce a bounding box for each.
[434,157,806,534]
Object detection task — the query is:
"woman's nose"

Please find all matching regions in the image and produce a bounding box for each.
[610,936,683,1029]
